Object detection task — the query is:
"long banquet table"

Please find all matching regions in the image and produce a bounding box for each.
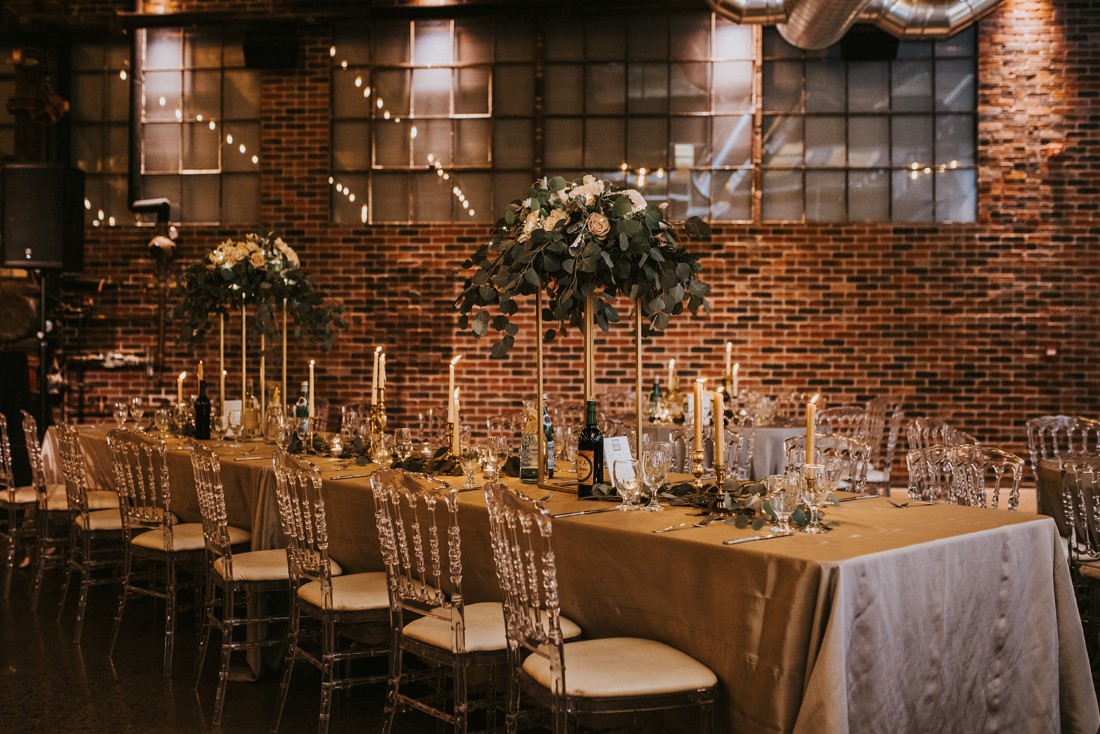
[47,426,1100,734]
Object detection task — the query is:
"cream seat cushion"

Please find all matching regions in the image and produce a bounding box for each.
[297,571,389,612]
[74,508,124,532]
[86,490,118,511]
[2,483,65,505]
[214,549,294,582]
[131,523,249,552]
[522,637,717,699]
[404,602,582,653]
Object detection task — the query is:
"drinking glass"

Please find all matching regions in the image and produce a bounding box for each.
[113,401,129,428]
[799,463,832,534]
[128,397,144,424]
[153,408,171,434]
[394,428,414,463]
[612,459,641,511]
[766,474,799,534]
[274,421,292,450]
[227,410,243,447]
[372,433,394,469]
[329,433,344,458]
[642,448,669,512]
[295,416,312,453]
[459,448,481,489]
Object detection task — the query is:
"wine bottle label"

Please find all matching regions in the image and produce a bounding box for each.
[576,450,594,486]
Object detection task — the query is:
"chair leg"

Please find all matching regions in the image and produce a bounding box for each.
[212,582,234,726]
[73,564,92,645]
[162,555,178,678]
[108,549,133,660]
[318,617,335,734]
[271,603,300,734]
[453,657,469,734]
[56,529,77,623]
[699,700,715,734]
[194,569,216,690]
[380,628,402,734]
[29,519,50,610]
[505,649,522,734]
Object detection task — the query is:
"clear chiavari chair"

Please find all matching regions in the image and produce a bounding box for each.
[1026,415,1100,482]
[905,446,957,503]
[483,480,717,734]
[189,441,282,726]
[773,391,824,425]
[870,401,906,489]
[0,413,38,599]
[723,427,756,481]
[270,449,389,734]
[1059,455,1100,651]
[55,422,124,643]
[106,427,208,677]
[371,469,569,733]
[784,434,872,495]
[945,444,1024,511]
[21,411,71,609]
[816,405,873,443]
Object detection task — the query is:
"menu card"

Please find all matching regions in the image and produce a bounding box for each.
[603,435,634,488]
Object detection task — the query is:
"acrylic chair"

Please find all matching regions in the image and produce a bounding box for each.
[784,434,871,495]
[816,405,873,443]
[1059,454,1100,669]
[862,398,905,489]
[907,416,977,453]
[370,469,580,733]
[55,422,124,643]
[905,446,961,504]
[1026,415,1100,482]
[773,391,824,425]
[945,444,1024,511]
[107,427,219,677]
[190,441,287,726]
[483,479,717,734]
[22,410,75,609]
[270,449,390,734]
[722,427,756,481]
[0,413,39,599]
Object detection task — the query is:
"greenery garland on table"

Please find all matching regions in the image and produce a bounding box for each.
[172,232,347,350]
[454,175,712,357]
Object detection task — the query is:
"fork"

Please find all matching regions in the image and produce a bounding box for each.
[653,513,718,533]
[887,498,935,508]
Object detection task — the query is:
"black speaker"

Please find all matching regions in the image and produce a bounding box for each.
[244,29,299,69]
[0,164,85,271]
[840,25,900,62]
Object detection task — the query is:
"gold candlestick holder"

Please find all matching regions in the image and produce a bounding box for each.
[714,462,727,493]
[691,448,706,489]
[444,420,457,461]
[371,391,388,437]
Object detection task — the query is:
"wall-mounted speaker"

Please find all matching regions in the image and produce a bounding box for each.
[0,164,85,271]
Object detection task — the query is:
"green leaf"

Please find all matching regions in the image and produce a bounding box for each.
[544,329,556,342]
[734,514,749,529]
[647,296,665,313]
[505,209,515,225]
[523,268,541,286]
[472,311,490,337]
[610,196,633,218]
[547,176,567,192]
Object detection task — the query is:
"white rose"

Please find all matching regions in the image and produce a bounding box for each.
[622,189,647,212]
[518,210,542,242]
[570,180,605,206]
[543,209,569,231]
[285,249,300,269]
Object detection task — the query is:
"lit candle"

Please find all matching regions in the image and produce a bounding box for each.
[806,393,820,465]
[732,362,740,396]
[448,355,462,422]
[379,352,386,394]
[725,342,732,378]
[694,378,705,452]
[451,388,461,454]
[281,298,287,411]
[667,358,675,393]
[219,314,225,412]
[177,371,187,406]
[371,347,381,406]
[714,386,725,469]
[197,359,203,382]
[308,360,316,418]
[260,334,266,419]
[241,302,247,407]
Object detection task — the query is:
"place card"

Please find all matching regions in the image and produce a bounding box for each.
[603,435,633,488]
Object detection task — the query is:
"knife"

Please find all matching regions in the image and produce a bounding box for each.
[233,455,266,462]
[330,473,371,480]
[723,532,794,545]
[552,507,619,519]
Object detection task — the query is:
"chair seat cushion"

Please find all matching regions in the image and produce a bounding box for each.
[522,637,717,699]
[214,549,291,582]
[132,523,249,552]
[1078,559,1100,581]
[297,572,389,612]
[403,601,582,653]
[74,508,124,532]
[2,485,43,505]
[86,490,118,511]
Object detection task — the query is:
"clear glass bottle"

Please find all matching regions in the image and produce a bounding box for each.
[243,379,261,438]
[648,378,662,422]
[542,395,555,479]
[519,400,538,483]
[294,380,310,438]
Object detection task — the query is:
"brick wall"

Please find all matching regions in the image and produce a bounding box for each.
[45,0,1100,457]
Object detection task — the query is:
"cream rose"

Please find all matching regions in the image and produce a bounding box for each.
[587,212,611,239]
[249,251,267,268]
[518,210,542,242]
[622,188,647,212]
[543,209,569,231]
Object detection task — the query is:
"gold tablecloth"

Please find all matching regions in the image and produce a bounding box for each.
[51,427,1099,734]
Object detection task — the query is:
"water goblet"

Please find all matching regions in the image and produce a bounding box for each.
[459,448,481,489]
[766,474,799,534]
[294,416,311,452]
[394,428,414,464]
[128,397,144,425]
[113,401,129,428]
[642,449,669,512]
[612,459,641,511]
[153,408,171,434]
[799,463,832,534]
[371,433,395,469]
[228,409,243,448]
[329,433,344,458]
[274,422,292,451]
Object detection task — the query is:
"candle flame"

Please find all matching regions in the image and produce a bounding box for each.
[178,371,187,381]
[309,359,315,366]
[696,377,707,384]
[375,346,383,354]
[450,355,463,366]
[669,358,675,367]
[716,385,724,394]
[809,393,820,405]
[453,387,460,399]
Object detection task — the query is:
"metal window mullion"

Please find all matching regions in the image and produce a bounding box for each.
[751,25,763,223]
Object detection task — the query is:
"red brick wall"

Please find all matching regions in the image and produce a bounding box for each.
[52,0,1100,457]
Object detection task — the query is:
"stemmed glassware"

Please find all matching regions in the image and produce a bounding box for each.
[113,401,129,428]
[153,408,171,434]
[371,433,395,469]
[766,474,799,535]
[459,447,481,489]
[612,459,641,511]
[228,410,244,448]
[799,463,832,534]
[128,397,144,425]
[394,428,414,464]
[485,435,509,478]
[642,444,671,512]
[274,419,292,450]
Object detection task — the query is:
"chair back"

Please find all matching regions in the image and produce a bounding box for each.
[723,428,756,481]
[906,446,956,503]
[189,441,237,573]
[107,428,174,542]
[0,414,13,496]
[907,416,976,452]
[370,469,465,639]
[56,422,96,516]
[946,444,1023,511]
[1062,454,1100,560]
[1026,415,1100,480]
[272,450,335,598]
[784,434,870,494]
[483,480,568,664]
[1078,417,1100,455]
[774,392,823,424]
[20,411,48,505]
[816,405,872,443]
[878,401,906,483]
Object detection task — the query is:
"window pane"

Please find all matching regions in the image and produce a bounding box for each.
[711,169,751,221]
[584,118,625,169]
[806,62,844,113]
[455,172,490,220]
[413,171,453,222]
[184,70,220,119]
[493,65,534,116]
[455,20,490,63]
[456,67,489,115]
[848,117,888,167]
[762,115,801,167]
[670,15,710,60]
[494,173,533,216]
[848,63,889,112]
[586,18,625,61]
[628,15,668,60]
[544,65,584,115]
[333,35,371,65]
[142,174,182,218]
[183,122,219,170]
[375,120,412,166]
[372,172,410,221]
[936,60,975,112]
[373,22,410,64]
[713,115,753,167]
[412,119,449,166]
[669,62,709,113]
[762,169,803,221]
[849,170,889,221]
[545,118,583,169]
[107,75,129,122]
[106,124,128,173]
[185,32,222,69]
[414,20,453,66]
[374,69,411,117]
[714,61,752,112]
[183,174,219,222]
[628,63,669,115]
[627,118,668,167]
[670,117,708,166]
[143,123,180,172]
[935,169,975,222]
[455,119,491,165]
[806,170,845,221]
[544,25,584,61]
[493,119,534,168]
[72,74,103,122]
[585,63,626,114]
[146,30,182,70]
[223,70,259,119]
[892,60,932,112]
[936,114,975,167]
[892,115,933,168]
[333,121,371,169]
[763,61,801,113]
[334,71,371,118]
[222,122,259,172]
[805,116,845,167]
[714,21,753,60]
[412,68,452,116]
[495,22,533,62]
[72,127,103,173]
[667,169,708,220]
[935,27,975,57]
[143,71,182,121]
[221,173,259,223]
[891,169,933,221]
[332,173,370,225]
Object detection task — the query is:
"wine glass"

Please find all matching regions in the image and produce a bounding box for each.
[228,409,243,448]
[329,433,344,458]
[128,397,144,425]
[642,448,669,512]
[766,474,799,534]
[612,459,641,511]
[153,408,171,434]
[394,428,414,464]
[799,463,832,534]
[459,447,481,489]
[295,416,312,453]
[113,401,129,428]
[274,421,292,451]
[371,433,394,469]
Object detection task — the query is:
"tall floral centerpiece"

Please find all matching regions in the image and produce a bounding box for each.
[454,175,711,478]
[173,232,346,429]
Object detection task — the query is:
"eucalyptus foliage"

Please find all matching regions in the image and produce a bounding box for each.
[172,232,347,351]
[454,175,711,357]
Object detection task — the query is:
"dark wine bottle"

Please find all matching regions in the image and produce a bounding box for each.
[576,399,603,498]
[648,378,662,421]
[194,379,211,440]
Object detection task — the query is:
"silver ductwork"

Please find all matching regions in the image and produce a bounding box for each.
[706,0,1005,50]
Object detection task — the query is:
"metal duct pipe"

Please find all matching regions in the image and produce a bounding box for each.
[706,0,1005,50]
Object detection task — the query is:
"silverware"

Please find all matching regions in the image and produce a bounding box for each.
[552,507,618,519]
[723,532,795,546]
[887,498,935,508]
[653,514,717,533]
[233,455,266,462]
[837,494,878,502]
[330,473,371,480]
